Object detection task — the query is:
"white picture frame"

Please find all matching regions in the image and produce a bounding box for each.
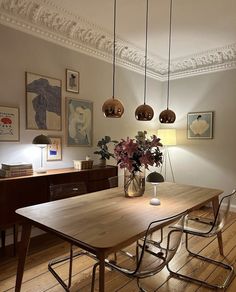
[47,136,62,161]
[0,106,20,142]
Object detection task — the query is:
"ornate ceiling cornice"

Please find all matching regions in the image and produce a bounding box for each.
[0,0,235,80]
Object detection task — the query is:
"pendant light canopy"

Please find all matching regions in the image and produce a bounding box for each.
[159,0,176,124]
[135,0,154,121]
[102,0,124,118]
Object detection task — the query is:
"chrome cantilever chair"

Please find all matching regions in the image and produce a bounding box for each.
[48,181,95,291]
[168,189,236,290]
[91,211,187,292]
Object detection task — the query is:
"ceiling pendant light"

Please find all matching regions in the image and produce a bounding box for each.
[135,0,154,121]
[159,0,176,124]
[102,0,124,118]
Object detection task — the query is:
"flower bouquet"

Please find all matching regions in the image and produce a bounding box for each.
[114,131,163,197]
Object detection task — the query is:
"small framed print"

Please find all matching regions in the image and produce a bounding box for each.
[66,97,93,147]
[26,72,62,130]
[66,69,79,93]
[187,111,213,139]
[0,106,19,142]
[47,136,62,161]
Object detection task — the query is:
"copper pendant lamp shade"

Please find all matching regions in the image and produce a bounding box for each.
[102,97,124,118]
[102,0,124,118]
[135,0,154,121]
[135,104,154,121]
[159,108,176,123]
[159,0,176,124]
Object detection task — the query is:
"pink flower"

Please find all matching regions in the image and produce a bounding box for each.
[122,138,139,157]
[114,131,163,174]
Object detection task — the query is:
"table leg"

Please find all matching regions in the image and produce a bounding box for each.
[212,197,224,255]
[15,222,31,292]
[99,254,105,292]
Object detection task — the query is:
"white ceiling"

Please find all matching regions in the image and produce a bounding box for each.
[0,0,235,78]
[51,0,236,60]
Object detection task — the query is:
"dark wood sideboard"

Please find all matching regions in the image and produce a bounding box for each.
[0,165,118,229]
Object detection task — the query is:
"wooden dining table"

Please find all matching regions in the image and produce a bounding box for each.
[15,182,223,292]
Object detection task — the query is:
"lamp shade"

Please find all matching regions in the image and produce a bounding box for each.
[146,171,164,183]
[157,129,176,146]
[159,109,176,124]
[102,97,124,118]
[32,134,51,145]
[135,104,154,121]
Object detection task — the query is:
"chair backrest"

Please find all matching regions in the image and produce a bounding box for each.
[108,176,118,188]
[49,181,87,201]
[210,189,236,234]
[134,211,187,278]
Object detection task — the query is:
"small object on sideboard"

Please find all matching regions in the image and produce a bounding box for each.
[0,163,33,177]
[73,160,93,170]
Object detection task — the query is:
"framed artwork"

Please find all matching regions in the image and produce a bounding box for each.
[47,136,62,161]
[0,106,19,142]
[66,97,93,147]
[66,69,79,93]
[187,111,213,139]
[26,72,62,130]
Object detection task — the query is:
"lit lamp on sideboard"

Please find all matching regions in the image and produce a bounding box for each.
[157,128,176,182]
[32,134,51,174]
[146,171,164,205]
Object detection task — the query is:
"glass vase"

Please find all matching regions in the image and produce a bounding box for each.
[124,167,145,197]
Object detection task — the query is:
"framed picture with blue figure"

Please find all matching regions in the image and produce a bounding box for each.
[187,111,214,139]
[66,97,93,147]
[47,136,62,161]
[26,72,62,130]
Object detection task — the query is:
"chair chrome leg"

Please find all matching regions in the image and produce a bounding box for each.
[48,249,94,291]
[67,245,73,288]
[137,278,148,292]
[91,262,99,292]
[167,233,235,290]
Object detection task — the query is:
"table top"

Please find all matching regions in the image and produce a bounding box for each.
[16,182,222,256]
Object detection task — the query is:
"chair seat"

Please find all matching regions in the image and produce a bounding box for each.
[173,214,217,236]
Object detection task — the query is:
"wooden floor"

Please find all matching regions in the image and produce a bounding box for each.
[0,208,236,292]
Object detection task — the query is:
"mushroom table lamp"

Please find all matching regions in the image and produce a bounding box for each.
[146,171,164,205]
[32,134,51,173]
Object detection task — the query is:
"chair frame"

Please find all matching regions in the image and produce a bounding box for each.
[91,211,187,292]
[48,247,97,291]
[167,189,236,290]
[0,224,18,256]
[48,181,89,291]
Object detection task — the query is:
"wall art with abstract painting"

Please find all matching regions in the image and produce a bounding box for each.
[47,136,62,161]
[26,72,62,130]
[66,98,93,147]
[66,69,79,93]
[187,111,213,139]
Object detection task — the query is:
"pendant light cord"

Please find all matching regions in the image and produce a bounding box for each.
[144,0,149,105]
[166,0,173,109]
[112,0,117,99]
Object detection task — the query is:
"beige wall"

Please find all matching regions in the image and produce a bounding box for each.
[0,24,235,208]
[165,70,236,206]
[0,24,163,170]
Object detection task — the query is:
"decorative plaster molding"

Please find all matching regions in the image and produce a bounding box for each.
[0,0,235,80]
[170,44,236,79]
